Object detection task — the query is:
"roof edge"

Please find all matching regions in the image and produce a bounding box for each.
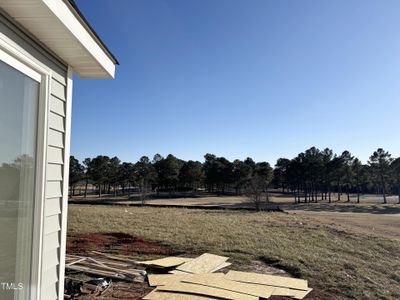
[65,0,119,65]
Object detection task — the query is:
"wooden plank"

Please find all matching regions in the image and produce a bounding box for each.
[169,270,191,275]
[226,271,308,291]
[176,253,229,274]
[65,264,141,282]
[90,251,140,264]
[48,111,65,132]
[291,288,313,299]
[157,282,258,300]
[271,287,296,297]
[148,273,225,287]
[143,289,217,300]
[139,257,193,268]
[182,276,274,298]
[47,146,63,164]
[210,262,231,273]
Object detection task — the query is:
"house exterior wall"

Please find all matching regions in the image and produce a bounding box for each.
[1,13,70,300]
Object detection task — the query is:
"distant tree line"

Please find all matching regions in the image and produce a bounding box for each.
[69,148,400,204]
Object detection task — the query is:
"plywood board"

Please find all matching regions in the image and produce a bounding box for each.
[271,287,296,297]
[182,276,274,298]
[209,262,232,273]
[143,289,218,300]
[226,270,308,290]
[291,287,313,299]
[169,270,191,275]
[157,282,258,300]
[176,253,229,274]
[148,273,225,287]
[139,257,193,268]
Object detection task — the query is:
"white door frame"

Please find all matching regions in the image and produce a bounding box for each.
[0,35,51,300]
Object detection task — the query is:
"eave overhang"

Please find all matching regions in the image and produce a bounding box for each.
[0,0,117,78]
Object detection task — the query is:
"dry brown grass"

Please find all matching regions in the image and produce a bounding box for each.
[67,205,400,299]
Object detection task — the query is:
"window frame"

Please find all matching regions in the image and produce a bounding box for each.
[0,35,51,300]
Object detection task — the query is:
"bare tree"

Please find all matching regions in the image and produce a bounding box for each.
[246,175,267,211]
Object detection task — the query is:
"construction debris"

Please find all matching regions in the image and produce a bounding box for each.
[139,256,193,268]
[144,253,312,300]
[65,253,147,283]
[65,251,312,299]
[175,253,229,274]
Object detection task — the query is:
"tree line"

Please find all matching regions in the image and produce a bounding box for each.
[69,147,400,204]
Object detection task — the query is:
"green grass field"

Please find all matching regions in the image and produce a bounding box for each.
[67,205,400,299]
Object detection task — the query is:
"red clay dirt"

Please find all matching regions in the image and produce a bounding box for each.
[67,232,175,256]
[66,233,324,299]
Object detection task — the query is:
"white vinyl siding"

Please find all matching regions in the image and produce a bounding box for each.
[47,146,64,164]
[41,74,68,299]
[49,96,66,117]
[48,129,64,148]
[1,13,69,300]
[49,112,65,132]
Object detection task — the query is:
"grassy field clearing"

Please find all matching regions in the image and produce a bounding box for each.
[68,205,400,299]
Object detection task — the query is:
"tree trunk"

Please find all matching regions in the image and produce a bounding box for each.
[84,180,88,198]
[381,176,387,204]
[98,184,102,197]
[398,185,400,204]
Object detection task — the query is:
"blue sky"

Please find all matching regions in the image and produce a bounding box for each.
[72,0,400,164]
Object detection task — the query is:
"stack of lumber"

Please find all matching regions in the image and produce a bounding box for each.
[142,253,312,300]
[65,253,147,283]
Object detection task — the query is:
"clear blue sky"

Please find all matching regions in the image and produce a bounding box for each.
[72,0,400,165]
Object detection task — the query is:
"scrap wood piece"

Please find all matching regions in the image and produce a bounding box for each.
[148,273,225,287]
[143,289,219,300]
[157,282,258,300]
[65,264,143,282]
[209,262,232,273]
[176,253,229,274]
[72,259,145,276]
[139,257,193,268]
[91,251,140,264]
[66,257,87,266]
[181,276,274,298]
[169,270,191,275]
[270,286,313,299]
[290,287,313,299]
[226,270,308,291]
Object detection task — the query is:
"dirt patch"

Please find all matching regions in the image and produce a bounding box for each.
[67,232,176,256]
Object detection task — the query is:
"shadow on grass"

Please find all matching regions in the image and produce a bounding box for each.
[281,203,400,215]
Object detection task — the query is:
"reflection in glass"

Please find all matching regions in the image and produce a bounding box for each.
[0,60,39,300]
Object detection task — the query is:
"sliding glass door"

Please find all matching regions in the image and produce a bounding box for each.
[0,56,39,299]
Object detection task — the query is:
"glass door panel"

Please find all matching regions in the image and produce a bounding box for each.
[0,59,39,300]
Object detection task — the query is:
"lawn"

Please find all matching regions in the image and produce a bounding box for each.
[67,205,400,299]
